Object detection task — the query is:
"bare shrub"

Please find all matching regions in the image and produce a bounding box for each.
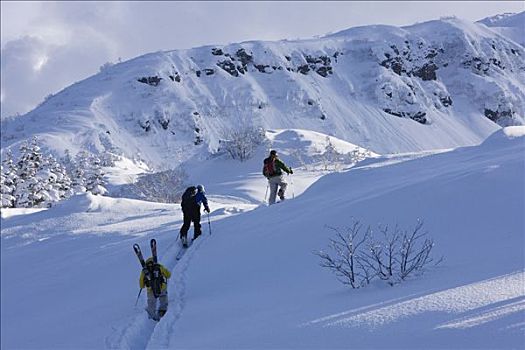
[313,138,372,172]
[360,223,404,285]
[397,220,441,280]
[314,219,442,288]
[219,125,266,162]
[314,222,373,288]
[131,168,187,203]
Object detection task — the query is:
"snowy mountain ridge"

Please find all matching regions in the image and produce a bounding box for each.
[1,13,524,172]
[478,12,524,27]
[478,11,525,47]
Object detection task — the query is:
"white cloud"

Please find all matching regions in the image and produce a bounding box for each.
[0,2,124,118]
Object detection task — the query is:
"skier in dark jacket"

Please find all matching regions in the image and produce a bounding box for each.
[263,150,293,205]
[180,184,210,246]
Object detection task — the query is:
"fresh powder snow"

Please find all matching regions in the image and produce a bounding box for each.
[1,12,524,350]
[1,126,524,349]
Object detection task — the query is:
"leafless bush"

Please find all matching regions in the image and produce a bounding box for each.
[313,139,372,172]
[131,167,187,203]
[99,61,114,72]
[219,125,266,162]
[290,148,308,171]
[397,220,441,280]
[314,222,373,288]
[314,219,442,288]
[365,223,400,285]
[346,147,371,164]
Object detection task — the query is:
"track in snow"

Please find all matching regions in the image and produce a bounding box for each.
[106,235,206,349]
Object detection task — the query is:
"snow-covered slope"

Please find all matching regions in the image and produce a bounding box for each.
[478,12,525,47]
[1,15,524,170]
[164,126,525,349]
[1,127,523,349]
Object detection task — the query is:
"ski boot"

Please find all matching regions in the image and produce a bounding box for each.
[181,235,189,248]
[146,308,160,321]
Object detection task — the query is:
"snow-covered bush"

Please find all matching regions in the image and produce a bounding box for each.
[13,137,46,207]
[129,167,187,203]
[99,61,114,73]
[314,137,371,172]
[62,149,86,193]
[320,136,339,171]
[1,137,74,208]
[0,139,113,208]
[31,154,73,207]
[314,219,442,288]
[220,125,266,162]
[74,151,108,196]
[290,148,309,171]
[346,147,371,164]
[0,151,17,208]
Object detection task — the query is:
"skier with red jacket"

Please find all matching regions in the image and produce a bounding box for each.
[262,150,293,205]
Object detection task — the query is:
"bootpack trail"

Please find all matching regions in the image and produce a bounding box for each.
[107,233,205,349]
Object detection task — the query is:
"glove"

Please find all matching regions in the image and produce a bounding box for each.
[144,279,150,288]
[142,272,151,287]
[205,206,210,213]
[289,168,293,174]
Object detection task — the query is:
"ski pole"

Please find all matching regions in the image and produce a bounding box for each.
[207,212,212,235]
[135,288,143,306]
[289,172,295,199]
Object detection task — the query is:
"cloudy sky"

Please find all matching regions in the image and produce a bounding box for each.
[1,1,523,119]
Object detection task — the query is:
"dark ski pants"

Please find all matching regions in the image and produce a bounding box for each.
[180,210,202,239]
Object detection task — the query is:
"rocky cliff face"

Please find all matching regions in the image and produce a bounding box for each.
[128,16,524,132]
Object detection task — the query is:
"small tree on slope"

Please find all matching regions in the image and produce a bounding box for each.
[220,125,266,162]
[131,167,187,203]
[14,137,44,207]
[74,151,107,195]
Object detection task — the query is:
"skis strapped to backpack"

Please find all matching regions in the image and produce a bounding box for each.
[149,239,163,297]
[133,243,147,268]
[133,239,164,298]
[150,238,158,264]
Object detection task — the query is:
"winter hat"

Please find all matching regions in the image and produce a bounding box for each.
[197,184,205,192]
[270,150,277,156]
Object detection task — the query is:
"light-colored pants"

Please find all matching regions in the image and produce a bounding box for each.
[146,289,168,320]
[268,175,288,205]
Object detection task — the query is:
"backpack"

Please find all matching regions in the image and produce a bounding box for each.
[145,264,165,298]
[262,157,276,177]
[181,186,197,210]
